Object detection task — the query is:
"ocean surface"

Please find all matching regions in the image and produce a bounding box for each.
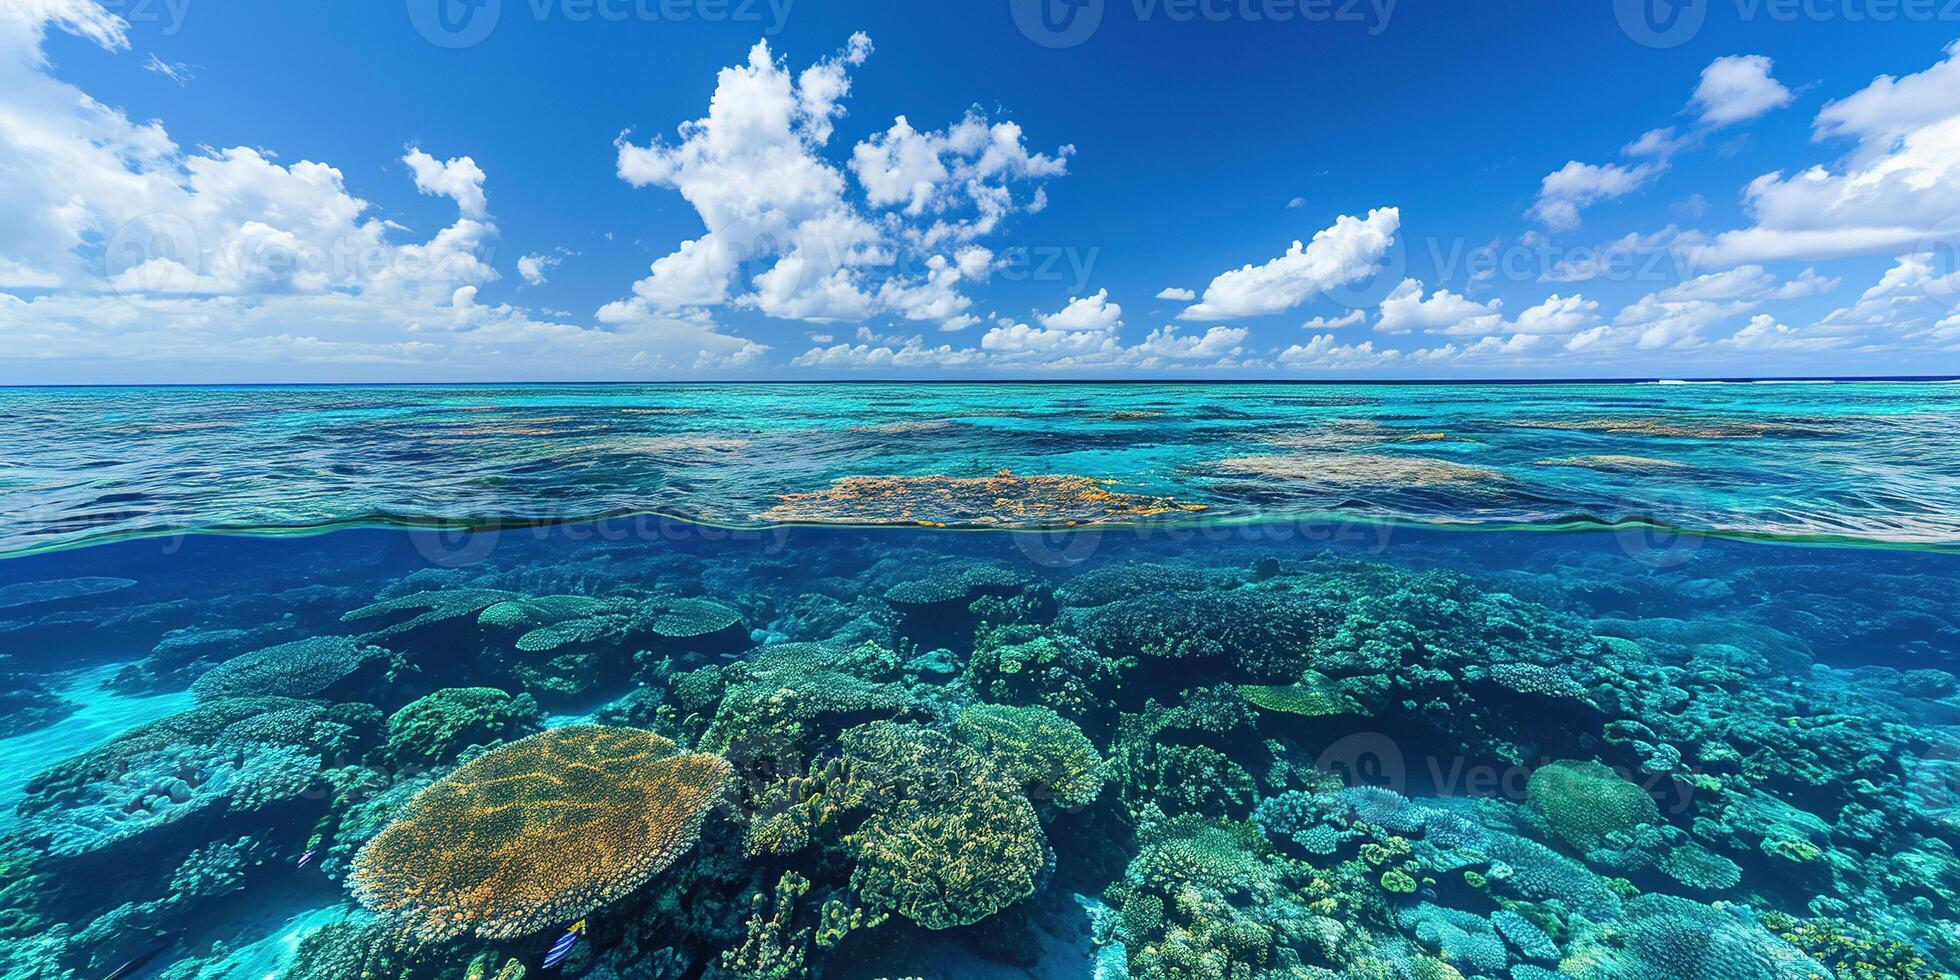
[0,382,1956,980]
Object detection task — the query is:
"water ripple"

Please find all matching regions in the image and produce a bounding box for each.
[0,382,1956,555]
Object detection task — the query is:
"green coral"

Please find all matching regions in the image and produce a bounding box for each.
[1527,759,1663,853]
[952,702,1105,809]
[650,598,745,639]
[964,626,1128,731]
[837,722,1047,930]
[381,687,543,767]
[1238,671,1365,718]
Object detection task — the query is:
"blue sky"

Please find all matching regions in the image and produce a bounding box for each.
[4,0,1960,380]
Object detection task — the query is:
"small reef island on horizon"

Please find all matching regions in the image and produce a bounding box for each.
[0,381,1955,980]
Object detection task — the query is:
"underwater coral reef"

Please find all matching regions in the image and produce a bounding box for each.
[0,522,1955,980]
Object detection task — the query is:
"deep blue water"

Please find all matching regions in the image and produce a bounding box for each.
[0,384,1957,979]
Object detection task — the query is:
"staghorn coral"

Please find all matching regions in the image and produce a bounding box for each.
[697,640,937,781]
[350,725,732,941]
[1060,587,1343,678]
[883,560,1029,609]
[964,626,1129,732]
[1055,562,1224,607]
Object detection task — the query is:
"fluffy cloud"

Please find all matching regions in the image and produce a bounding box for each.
[0,1,766,378]
[1691,43,1960,266]
[1133,325,1248,360]
[1376,278,1499,334]
[1277,333,1400,368]
[517,253,561,286]
[850,111,1070,247]
[1808,252,1960,343]
[1530,55,1789,231]
[1179,208,1400,320]
[1371,278,1598,340]
[1692,55,1794,126]
[1301,310,1365,329]
[405,149,488,219]
[1723,314,1843,351]
[1038,289,1123,331]
[1528,161,1661,231]
[791,334,983,369]
[1656,265,1837,303]
[610,35,1064,329]
[1156,286,1196,301]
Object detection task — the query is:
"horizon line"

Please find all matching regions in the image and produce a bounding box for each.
[1,375,1958,389]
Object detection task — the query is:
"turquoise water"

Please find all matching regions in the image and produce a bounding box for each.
[0,384,1957,979]
[4,382,1957,555]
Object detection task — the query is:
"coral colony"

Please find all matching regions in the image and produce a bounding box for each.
[0,498,1956,979]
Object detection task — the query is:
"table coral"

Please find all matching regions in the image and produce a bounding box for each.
[350,725,732,941]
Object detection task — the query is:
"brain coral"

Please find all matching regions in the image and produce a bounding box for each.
[1526,759,1662,853]
[190,635,389,702]
[350,725,731,940]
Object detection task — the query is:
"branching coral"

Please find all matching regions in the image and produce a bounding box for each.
[350,725,732,941]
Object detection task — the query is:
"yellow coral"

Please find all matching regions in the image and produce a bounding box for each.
[350,725,730,941]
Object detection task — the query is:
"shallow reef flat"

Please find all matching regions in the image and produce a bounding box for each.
[0,521,1954,980]
[4,381,1960,552]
